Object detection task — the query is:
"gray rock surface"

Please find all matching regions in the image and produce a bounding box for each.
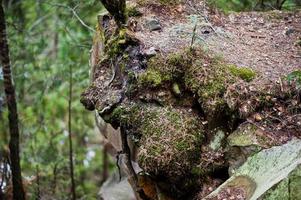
[205,139,301,200]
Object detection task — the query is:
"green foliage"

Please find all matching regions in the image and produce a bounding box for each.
[287,70,301,89]
[209,0,301,12]
[0,0,112,199]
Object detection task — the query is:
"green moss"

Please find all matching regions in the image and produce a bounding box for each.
[105,28,139,58]
[149,145,164,156]
[93,24,105,43]
[296,39,301,47]
[172,83,181,95]
[289,165,301,200]
[191,166,206,176]
[106,104,204,184]
[228,65,256,82]
[167,52,185,66]
[262,165,301,200]
[175,140,190,151]
[138,69,166,87]
[137,55,179,88]
[183,51,237,112]
[138,48,245,112]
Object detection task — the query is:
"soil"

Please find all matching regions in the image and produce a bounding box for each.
[132,1,301,82]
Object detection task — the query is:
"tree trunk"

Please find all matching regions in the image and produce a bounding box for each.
[276,0,287,9]
[0,1,26,200]
[68,64,76,200]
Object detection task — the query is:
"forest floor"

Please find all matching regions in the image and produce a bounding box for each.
[133,1,301,82]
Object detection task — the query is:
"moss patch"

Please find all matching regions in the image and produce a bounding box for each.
[262,165,301,200]
[138,68,169,87]
[228,65,256,82]
[106,103,204,183]
[182,49,237,112]
[137,48,255,114]
[105,29,139,58]
[137,52,185,88]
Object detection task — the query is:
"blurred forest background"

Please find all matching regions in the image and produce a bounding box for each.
[0,0,300,199]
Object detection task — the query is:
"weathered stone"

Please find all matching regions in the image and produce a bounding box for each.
[262,165,301,200]
[143,47,158,58]
[99,172,136,200]
[227,123,273,148]
[209,130,225,151]
[205,139,301,200]
[145,18,161,31]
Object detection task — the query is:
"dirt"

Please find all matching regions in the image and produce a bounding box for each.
[131,1,301,82]
[208,10,301,82]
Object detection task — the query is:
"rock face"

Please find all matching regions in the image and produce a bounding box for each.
[81,1,301,199]
[205,139,301,200]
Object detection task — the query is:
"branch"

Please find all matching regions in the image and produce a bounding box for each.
[45,3,95,33]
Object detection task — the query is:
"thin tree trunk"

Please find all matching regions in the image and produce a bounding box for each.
[260,0,265,8]
[0,1,26,200]
[276,0,287,9]
[68,64,76,200]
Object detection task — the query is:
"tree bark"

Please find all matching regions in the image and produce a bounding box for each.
[99,0,126,27]
[276,0,287,9]
[68,64,76,200]
[0,1,26,200]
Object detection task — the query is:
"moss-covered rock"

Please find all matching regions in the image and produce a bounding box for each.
[205,139,301,200]
[227,123,275,148]
[105,103,205,196]
[137,48,249,114]
[262,165,301,200]
[137,53,185,89]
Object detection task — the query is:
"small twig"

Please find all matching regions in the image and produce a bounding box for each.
[108,59,116,87]
[279,77,284,92]
[28,12,54,32]
[190,22,197,48]
[268,115,284,123]
[44,2,95,33]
